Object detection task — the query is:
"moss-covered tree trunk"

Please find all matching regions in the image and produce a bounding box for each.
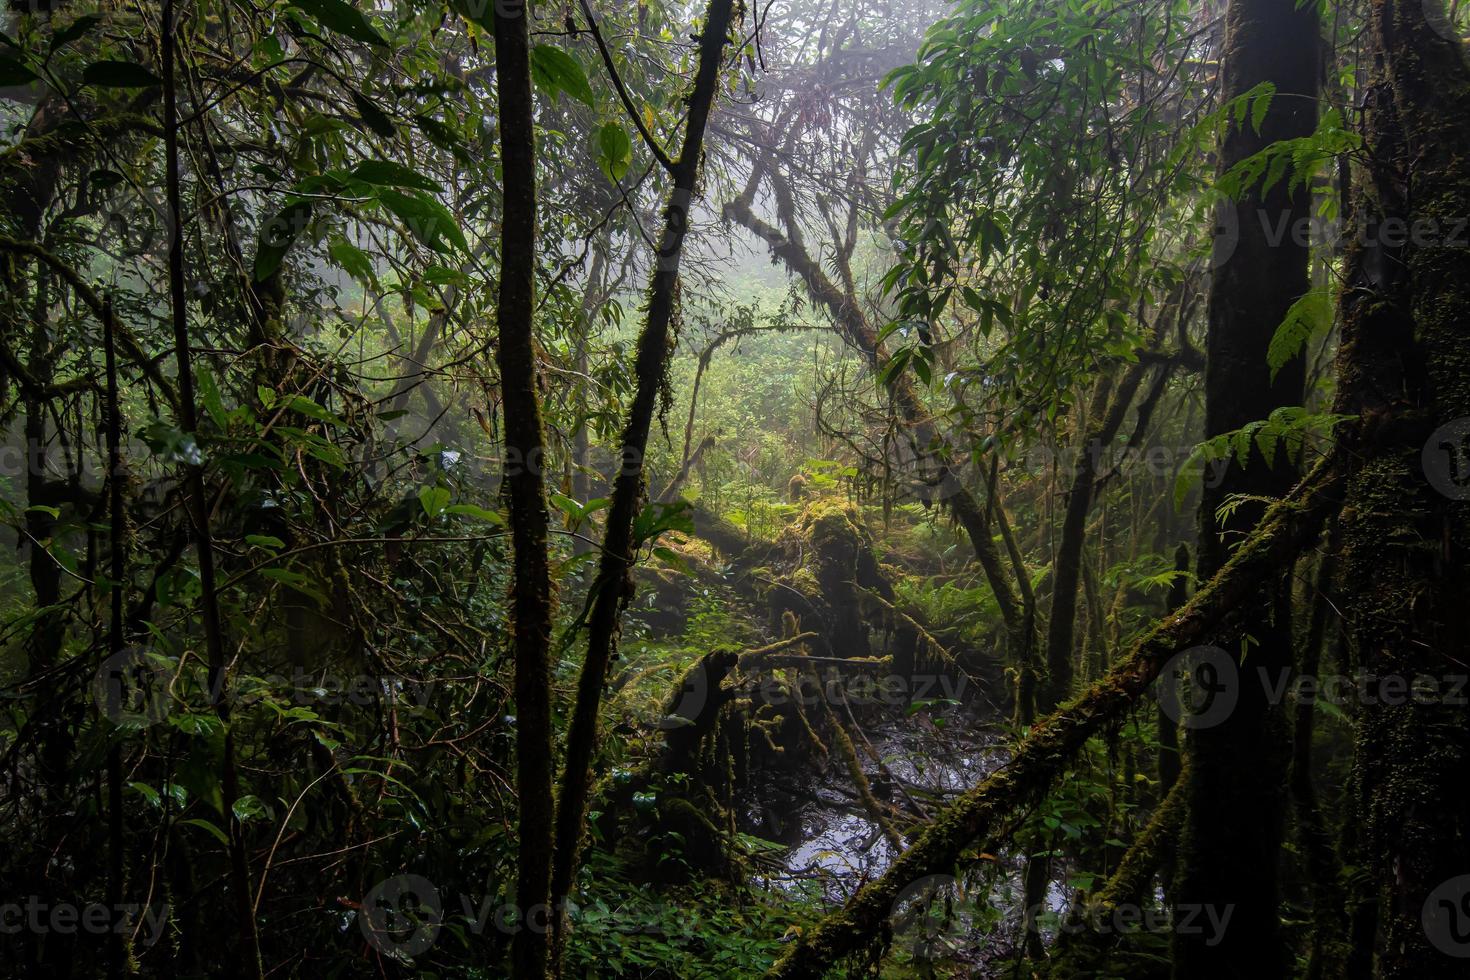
[492,3,556,976]
[1173,0,1319,974]
[550,0,737,956]
[1041,359,1151,709]
[1335,3,1470,976]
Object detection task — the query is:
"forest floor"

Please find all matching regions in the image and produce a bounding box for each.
[586,495,1083,976]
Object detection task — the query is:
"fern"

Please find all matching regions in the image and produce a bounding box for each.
[1174,407,1352,509]
[1268,288,1334,380]
[1216,107,1360,201]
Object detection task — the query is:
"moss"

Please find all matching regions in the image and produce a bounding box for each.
[765,461,1342,978]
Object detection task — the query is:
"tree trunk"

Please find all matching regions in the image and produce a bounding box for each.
[1336,4,1470,976]
[492,4,557,975]
[1174,0,1319,974]
[1041,359,1150,708]
[550,0,737,956]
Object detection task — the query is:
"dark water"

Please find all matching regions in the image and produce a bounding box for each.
[741,680,1072,973]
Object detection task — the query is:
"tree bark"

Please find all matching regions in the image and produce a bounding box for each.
[1041,359,1151,708]
[1335,4,1470,976]
[1174,1,1319,974]
[492,3,557,976]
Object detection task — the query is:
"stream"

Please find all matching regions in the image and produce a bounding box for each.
[739,667,1072,974]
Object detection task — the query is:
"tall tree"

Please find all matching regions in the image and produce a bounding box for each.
[549,0,738,954]
[1335,2,1470,976]
[1173,0,1320,975]
[492,1,557,976]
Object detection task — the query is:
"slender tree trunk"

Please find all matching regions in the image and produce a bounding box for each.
[161,4,262,973]
[1173,1,1319,974]
[1294,521,1343,980]
[1158,543,1188,796]
[550,0,737,956]
[1041,360,1149,708]
[492,3,557,976]
[103,298,131,979]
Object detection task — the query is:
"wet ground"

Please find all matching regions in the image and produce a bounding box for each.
[740,676,1071,975]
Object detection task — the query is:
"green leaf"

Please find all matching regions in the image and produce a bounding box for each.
[595,122,632,183]
[418,485,451,518]
[257,386,277,409]
[653,546,692,576]
[290,0,387,48]
[1249,84,1274,135]
[443,503,505,525]
[0,54,37,86]
[1267,288,1331,380]
[350,90,396,138]
[50,14,103,53]
[530,45,593,106]
[179,818,229,846]
[260,567,328,604]
[286,394,344,426]
[198,369,227,427]
[327,236,376,283]
[244,534,285,550]
[253,200,314,281]
[232,794,272,823]
[348,159,443,193]
[632,499,693,545]
[377,188,468,254]
[414,113,471,164]
[876,347,912,388]
[82,60,161,88]
[128,781,161,807]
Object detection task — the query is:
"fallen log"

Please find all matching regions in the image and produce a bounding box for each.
[764,457,1342,978]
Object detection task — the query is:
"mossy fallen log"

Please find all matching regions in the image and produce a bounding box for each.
[764,458,1342,978]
